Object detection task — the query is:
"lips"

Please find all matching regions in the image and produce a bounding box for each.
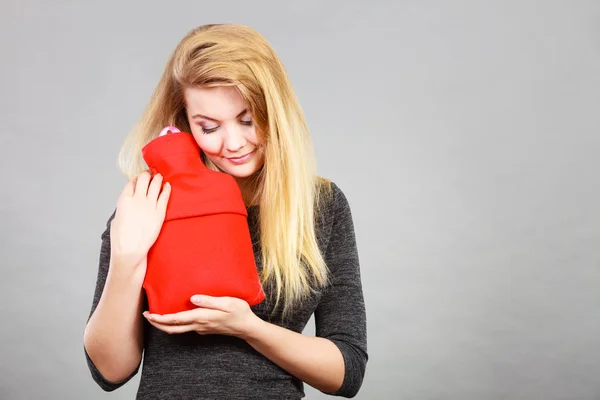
[226,149,256,165]
[228,150,254,160]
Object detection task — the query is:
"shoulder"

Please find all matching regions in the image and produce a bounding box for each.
[314,177,355,250]
[315,177,353,220]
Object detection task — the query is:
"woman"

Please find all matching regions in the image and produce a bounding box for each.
[83,23,367,399]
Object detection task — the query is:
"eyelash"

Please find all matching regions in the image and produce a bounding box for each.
[201,120,253,134]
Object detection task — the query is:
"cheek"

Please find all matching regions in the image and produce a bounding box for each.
[247,127,260,146]
[192,133,222,156]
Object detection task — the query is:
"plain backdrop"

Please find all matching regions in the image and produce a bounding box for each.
[1,1,599,399]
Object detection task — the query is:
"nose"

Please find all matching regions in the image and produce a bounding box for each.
[223,125,246,153]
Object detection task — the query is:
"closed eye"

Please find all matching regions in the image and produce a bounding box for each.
[199,119,252,134]
[201,125,219,134]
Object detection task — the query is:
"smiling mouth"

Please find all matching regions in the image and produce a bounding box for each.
[227,150,255,160]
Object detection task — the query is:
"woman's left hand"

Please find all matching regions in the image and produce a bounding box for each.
[143,295,260,339]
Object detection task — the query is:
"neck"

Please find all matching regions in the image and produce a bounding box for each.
[235,170,262,207]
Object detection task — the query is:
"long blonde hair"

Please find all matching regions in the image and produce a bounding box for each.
[118,24,331,314]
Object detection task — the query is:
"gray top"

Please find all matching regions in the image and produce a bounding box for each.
[84,181,368,399]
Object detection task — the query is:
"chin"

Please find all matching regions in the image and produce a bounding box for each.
[216,162,263,180]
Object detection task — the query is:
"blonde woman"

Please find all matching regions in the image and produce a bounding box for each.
[83,24,367,399]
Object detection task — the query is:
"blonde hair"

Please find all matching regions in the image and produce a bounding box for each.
[118,24,331,315]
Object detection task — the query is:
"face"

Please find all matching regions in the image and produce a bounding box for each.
[184,85,265,180]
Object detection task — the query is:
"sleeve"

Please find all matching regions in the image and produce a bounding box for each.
[314,183,368,398]
[83,209,142,392]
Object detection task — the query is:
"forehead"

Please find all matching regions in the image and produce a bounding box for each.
[184,86,248,119]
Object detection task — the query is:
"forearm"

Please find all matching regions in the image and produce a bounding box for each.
[83,258,145,382]
[243,318,345,394]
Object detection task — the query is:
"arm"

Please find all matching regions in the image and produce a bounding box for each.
[84,172,170,391]
[82,212,145,391]
[313,183,368,397]
[243,319,345,393]
[245,183,368,397]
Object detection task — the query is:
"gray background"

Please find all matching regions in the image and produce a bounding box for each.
[1,1,599,399]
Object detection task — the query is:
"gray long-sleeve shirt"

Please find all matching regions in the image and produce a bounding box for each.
[84,181,368,399]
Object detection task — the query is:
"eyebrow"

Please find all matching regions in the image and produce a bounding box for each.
[191,108,249,122]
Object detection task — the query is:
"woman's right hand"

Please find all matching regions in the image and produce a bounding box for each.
[110,171,171,270]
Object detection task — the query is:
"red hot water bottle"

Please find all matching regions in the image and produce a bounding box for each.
[141,130,265,315]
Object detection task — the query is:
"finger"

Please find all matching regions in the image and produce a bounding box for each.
[146,318,197,334]
[156,182,171,212]
[190,295,232,311]
[134,171,151,198]
[119,176,137,200]
[146,173,163,201]
[145,310,198,326]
